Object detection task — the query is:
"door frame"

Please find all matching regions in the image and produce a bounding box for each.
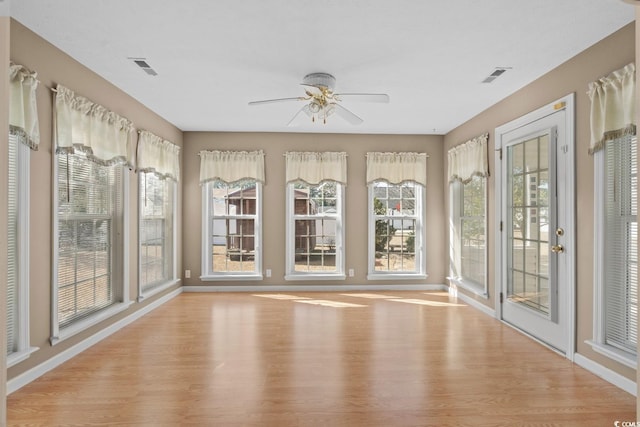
[494,94,576,360]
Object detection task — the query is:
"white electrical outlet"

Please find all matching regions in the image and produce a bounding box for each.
[266,269,272,278]
[348,268,355,277]
[185,269,191,278]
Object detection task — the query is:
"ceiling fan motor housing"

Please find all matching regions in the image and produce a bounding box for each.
[303,72,336,90]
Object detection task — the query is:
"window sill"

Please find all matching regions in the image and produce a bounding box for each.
[447,276,488,298]
[7,346,39,368]
[285,274,346,281]
[200,274,263,281]
[585,340,637,369]
[138,278,181,302]
[367,273,428,281]
[51,301,134,346]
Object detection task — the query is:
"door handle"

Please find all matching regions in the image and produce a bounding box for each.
[551,244,564,253]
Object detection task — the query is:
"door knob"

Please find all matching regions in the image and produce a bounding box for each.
[551,244,564,253]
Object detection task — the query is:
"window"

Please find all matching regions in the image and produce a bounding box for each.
[366,151,427,280]
[368,181,425,278]
[6,135,36,365]
[588,63,636,367]
[286,180,344,279]
[52,85,133,344]
[202,180,262,279]
[7,62,40,364]
[447,133,489,294]
[449,176,487,293]
[592,134,637,364]
[54,152,128,338]
[138,173,176,297]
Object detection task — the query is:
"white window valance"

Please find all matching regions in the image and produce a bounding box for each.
[366,152,428,186]
[285,151,347,185]
[199,150,265,184]
[588,62,636,154]
[54,84,134,166]
[137,130,180,181]
[447,133,489,183]
[9,62,40,150]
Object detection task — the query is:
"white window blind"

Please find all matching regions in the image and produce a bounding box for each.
[7,134,18,354]
[57,152,122,327]
[603,134,638,353]
[139,173,174,292]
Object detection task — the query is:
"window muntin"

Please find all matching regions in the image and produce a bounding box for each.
[139,173,175,294]
[286,181,344,278]
[56,152,123,328]
[203,180,262,277]
[369,181,424,276]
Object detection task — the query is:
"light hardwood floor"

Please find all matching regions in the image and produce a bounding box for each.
[7,291,636,426]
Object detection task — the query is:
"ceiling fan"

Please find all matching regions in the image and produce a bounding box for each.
[248,72,389,125]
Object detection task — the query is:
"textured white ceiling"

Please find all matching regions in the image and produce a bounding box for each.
[10,0,635,134]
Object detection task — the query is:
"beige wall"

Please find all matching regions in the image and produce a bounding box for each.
[1,12,10,427]
[7,20,184,380]
[444,22,636,380]
[182,132,445,287]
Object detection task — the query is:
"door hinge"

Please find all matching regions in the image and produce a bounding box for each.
[498,148,502,160]
[500,292,503,304]
[500,221,503,232]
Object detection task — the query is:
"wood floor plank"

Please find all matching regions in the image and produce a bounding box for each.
[7,291,636,426]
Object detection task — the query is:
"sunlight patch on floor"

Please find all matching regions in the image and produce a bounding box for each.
[295,300,367,308]
[389,299,466,307]
[339,293,401,299]
[252,294,311,300]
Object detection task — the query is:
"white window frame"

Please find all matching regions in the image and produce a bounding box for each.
[588,138,638,369]
[448,177,488,297]
[137,173,178,301]
[7,136,38,366]
[367,181,426,280]
[201,180,263,281]
[285,181,345,281]
[51,154,131,345]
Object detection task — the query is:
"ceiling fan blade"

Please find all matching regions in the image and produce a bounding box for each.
[333,103,363,125]
[248,97,304,106]
[287,104,312,126]
[334,93,390,103]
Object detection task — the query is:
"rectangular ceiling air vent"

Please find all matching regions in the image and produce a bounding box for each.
[129,57,158,76]
[482,67,511,83]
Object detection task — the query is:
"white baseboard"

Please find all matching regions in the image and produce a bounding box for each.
[183,284,447,293]
[574,353,637,396]
[7,287,183,394]
[449,286,496,317]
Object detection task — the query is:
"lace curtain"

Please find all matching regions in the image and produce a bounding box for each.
[366,152,427,186]
[447,133,489,183]
[137,130,180,181]
[54,84,134,166]
[9,62,40,150]
[285,151,347,185]
[199,150,265,184]
[588,62,636,154]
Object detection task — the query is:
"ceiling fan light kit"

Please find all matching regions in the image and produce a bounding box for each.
[249,72,389,126]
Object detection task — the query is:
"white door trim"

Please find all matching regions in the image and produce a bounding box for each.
[494,94,576,361]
